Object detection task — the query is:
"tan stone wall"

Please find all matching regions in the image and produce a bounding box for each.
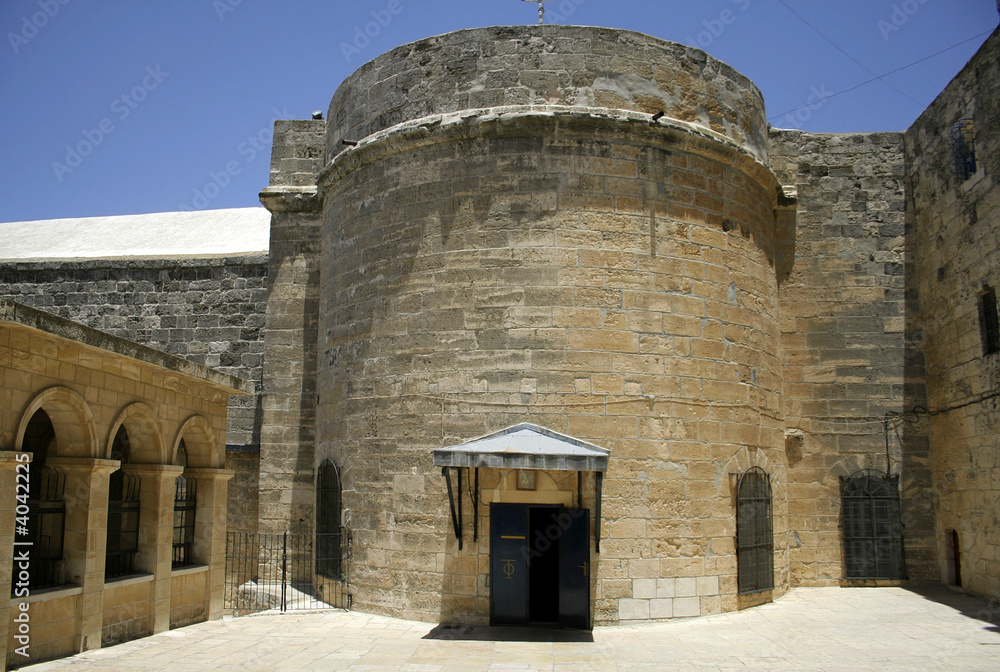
[258,120,325,537]
[6,593,79,668]
[0,304,242,666]
[0,322,231,465]
[327,26,770,162]
[170,570,208,628]
[768,130,934,585]
[905,28,1000,601]
[317,107,787,624]
[101,579,152,646]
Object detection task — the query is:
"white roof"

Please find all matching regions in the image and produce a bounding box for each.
[0,208,271,261]
[433,423,610,472]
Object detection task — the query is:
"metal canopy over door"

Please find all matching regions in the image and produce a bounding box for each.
[490,503,590,629]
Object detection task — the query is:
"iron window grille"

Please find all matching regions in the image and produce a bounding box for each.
[106,470,141,579]
[21,465,67,592]
[950,117,977,182]
[736,466,774,594]
[840,469,906,580]
[11,409,68,593]
[316,459,343,579]
[172,475,197,568]
[979,287,999,356]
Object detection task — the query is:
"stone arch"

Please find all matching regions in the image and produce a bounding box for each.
[14,386,98,458]
[106,402,164,464]
[173,415,219,468]
[720,445,777,497]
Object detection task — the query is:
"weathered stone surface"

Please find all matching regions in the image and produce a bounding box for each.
[905,27,1000,601]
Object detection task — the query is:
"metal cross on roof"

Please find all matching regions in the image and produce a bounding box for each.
[522,0,553,25]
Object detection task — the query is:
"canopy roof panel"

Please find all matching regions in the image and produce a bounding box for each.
[433,423,609,472]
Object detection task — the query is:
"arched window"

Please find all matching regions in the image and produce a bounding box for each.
[12,409,66,592]
[172,440,198,568]
[106,425,141,579]
[840,469,905,580]
[316,460,343,579]
[736,466,774,593]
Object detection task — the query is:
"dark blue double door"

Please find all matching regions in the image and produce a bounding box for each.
[489,503,590,629]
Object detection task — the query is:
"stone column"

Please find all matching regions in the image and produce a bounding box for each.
[185,468,234,620]
[130,464,183,634]
[48,457,118,652]
[0,452,28,671]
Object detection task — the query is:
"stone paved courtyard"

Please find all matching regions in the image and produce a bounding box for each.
[21,587,1000,671]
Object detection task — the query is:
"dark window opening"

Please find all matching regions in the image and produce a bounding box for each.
[11,409,67,593]
[172,441,197,568]
[945,529,962,587]
[840,470,905,580]
[316,459,343,579]
[979,287,999,355]
[950,117,977,182]
[736,466,774,594]
[106,426,141,579]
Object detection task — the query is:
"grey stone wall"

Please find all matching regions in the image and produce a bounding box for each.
[0,258,267,439]
[326,25,769,163]
[905,27,1000,600]
[258,119,325,536]
[769,129,935,584]
[0,257,268,531]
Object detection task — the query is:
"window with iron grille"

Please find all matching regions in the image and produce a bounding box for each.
[979,286,999,356]
[173,475,197,567]
[316,459,343,579]
[11,409,67,593]
[172,440,197,567]
[840,470,905,580]
[736,466,774,594]
[106,425,141,580]
[950,117,977,182]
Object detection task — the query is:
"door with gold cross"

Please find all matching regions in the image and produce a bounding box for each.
[489,503,590,628]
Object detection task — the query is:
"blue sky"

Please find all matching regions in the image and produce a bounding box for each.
[1,0,997,223]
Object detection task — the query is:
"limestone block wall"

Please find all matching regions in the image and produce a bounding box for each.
[768,130,934,584]
[0,301,244,667]
[316,26,788,623]
[170,569,208,628]
[326,26,769,162]
[0,257,267,534]
[0,257,267,449]
[258,119,325,536]
[905,27,1000,601]
[101,579,153,647]
[5,593,79,667]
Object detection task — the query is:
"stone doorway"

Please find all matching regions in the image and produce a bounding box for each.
[489,503,590,629]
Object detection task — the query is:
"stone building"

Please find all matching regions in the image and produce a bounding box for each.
[2,20,999,642]
[0,300,249,668]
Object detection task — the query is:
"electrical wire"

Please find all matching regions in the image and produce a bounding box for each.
[768,29,993,122]
[776,0,921,105]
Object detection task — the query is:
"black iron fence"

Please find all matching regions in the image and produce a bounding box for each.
[224,531,350,616]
